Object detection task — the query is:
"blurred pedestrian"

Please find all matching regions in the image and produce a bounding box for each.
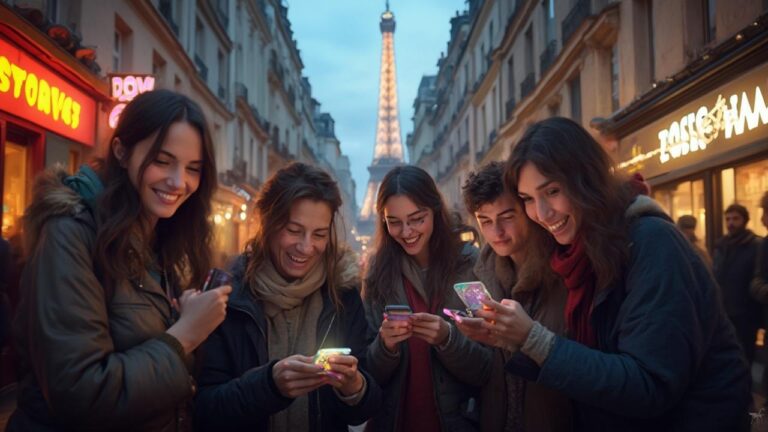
[7,90,230,431]
[362,165,491,432]
[750,192,768,407]
[714,204,762,364]
[481,117,750,430]
[676,214,712,267]
[194,162,381,431]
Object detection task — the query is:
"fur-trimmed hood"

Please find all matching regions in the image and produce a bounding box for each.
[625,194,669,223]
[22,165,102,257]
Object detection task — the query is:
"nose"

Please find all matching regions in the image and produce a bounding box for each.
[535,199,552,223]
[296,234,312,253]
[493,222,505,237]
[167,166,185,190]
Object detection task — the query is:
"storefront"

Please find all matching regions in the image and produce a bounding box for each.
[614,33,768,251]
[0,9,108,241]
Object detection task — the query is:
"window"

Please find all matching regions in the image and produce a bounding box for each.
[654,179,708,246]
[643,0,655,85]
[507,56,515,100]
[611,44,619,111]
[489,20,494,47]
[2,141,28,239]
[152,50,166,88]
[464,63,469,93]
[704,0,716,43]
[218,50,227,99]
[569,74,581,124]
[721,159,768,237]
[112,29,121,72]
[196,18,205,58]
[524,26,534,76]
[543,0,556,44]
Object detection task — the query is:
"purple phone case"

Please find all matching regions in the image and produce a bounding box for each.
[202,268,232,292]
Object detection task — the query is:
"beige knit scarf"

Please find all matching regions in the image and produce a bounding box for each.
[250,258,327,431]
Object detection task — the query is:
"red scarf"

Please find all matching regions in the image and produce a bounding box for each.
[550,237,597,348]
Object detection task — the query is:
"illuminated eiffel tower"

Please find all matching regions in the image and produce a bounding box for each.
[357,1,405,246]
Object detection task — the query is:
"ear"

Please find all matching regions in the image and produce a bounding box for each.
[111,138,126,165]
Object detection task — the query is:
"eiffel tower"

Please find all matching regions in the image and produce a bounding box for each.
[357,1,405,246]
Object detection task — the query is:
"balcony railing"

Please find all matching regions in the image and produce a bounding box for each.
[505,97,517,120]
[520,72,535,100]
[194,55,208,82]
[562,0,590,44]
[210,0,229,30]
[540,40,557,75]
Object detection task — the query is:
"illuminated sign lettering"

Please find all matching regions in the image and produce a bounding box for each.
[0,37,96,145]
[108,74,155,128]
[656,86,768,164]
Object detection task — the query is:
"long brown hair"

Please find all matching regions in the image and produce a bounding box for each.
[506,117,633,291]
[94,89,217,290]
[244,162,344,309]
[364,165,465,307]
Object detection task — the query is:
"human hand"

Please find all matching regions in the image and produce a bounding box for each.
[272,354,329,398]
[326,355,365,396]
[410,312,450,346]
[454,316,497,346]
[473,298,533,348]
[379,314,413,353]
[167,285,231,353]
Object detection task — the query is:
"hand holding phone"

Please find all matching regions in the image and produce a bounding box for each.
[313,347,352,378]
[383,304,413,321]
[202,268,233,292]
[453,281,492,311]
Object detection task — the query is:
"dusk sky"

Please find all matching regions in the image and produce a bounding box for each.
[287,0,466,207]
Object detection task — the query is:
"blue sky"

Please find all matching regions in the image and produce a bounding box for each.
[287,0,466,207]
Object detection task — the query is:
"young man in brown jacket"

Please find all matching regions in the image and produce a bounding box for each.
[456,162,572,432]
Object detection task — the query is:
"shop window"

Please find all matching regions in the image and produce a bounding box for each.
[653,179,707,247]
[721,159,768,236]
[2,142,28,239]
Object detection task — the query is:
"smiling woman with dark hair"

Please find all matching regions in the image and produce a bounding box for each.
[9,89,231,431]
[475,117,751,431]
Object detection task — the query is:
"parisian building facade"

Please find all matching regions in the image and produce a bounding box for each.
[0,0,358,260]
[408,0,768,250]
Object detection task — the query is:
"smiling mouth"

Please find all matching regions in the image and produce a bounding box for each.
[288,253,310,264]
[153,189,181,204]
[546,217,568,233]
[402,234,420,246]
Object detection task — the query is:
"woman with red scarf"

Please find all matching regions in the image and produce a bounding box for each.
[474,117,751,431]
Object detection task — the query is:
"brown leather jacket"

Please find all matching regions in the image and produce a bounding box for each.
[473,244,573,432]
[8,168,194,432]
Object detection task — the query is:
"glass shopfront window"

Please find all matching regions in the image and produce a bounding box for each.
[653,178,707,246]
[2,141,29,239]
[721,158,768,237]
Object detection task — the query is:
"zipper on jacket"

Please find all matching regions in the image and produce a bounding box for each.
[228,303,267,340]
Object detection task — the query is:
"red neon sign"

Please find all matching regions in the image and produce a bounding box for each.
[0,36,96,146]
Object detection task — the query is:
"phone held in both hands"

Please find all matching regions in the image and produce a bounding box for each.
[313,348,351,380]
[201,268,233,292]
[383,304,413,321]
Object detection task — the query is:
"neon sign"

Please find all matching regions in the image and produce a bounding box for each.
[108,74,155,128]
[0,37,96,145]
[656,86,768,164]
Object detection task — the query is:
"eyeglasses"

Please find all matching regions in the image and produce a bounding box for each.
[384,212,428,235]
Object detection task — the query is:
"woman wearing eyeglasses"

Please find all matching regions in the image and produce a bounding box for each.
[362,165,492,432]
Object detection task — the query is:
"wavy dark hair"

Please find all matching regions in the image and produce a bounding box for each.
[463,161,559,298]
[364,165,464,307]
[506,117,633,292]
[94,89,217,291]
[244,162,344,309]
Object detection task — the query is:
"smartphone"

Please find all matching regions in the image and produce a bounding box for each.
[442,308,470,321]
[201,268,233,292]
[384,304,413,321]
[453,281,492,311]
[313,348,352,373]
